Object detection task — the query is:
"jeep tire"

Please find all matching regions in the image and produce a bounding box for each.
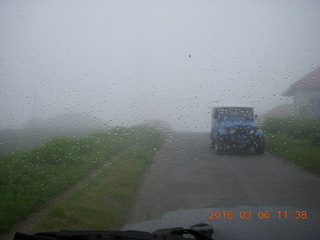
[214,138,224,155]
[210,140,215,149]
[254,136,266,155]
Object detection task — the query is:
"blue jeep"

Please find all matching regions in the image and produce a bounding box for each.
[210,106,265,155]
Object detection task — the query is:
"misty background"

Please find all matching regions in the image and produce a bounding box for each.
[1,0,320,153]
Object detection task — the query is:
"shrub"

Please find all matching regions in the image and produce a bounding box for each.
[263,117,320,145]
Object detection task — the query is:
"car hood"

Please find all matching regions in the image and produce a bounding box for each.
[123,206,320,240]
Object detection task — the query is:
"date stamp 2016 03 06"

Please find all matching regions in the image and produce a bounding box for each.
[208,210,309,220]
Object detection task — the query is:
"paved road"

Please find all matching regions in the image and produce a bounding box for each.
[127,132,320,224]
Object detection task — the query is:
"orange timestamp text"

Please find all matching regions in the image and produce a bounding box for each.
[208,210,308,220]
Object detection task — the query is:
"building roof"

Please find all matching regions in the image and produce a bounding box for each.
[262,104,294,119]
[282,65,320,96]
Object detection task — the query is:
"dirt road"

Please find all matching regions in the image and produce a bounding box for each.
[127,132,320,224]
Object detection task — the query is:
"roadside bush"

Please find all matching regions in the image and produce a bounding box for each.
[263,117,320,145]
[266,133,320,174]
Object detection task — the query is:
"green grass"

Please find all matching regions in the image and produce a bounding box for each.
[263,117,320,173]
[32,145,158,231]
[263,117,320,145]
[266,133,320,174]
[0,125,164,233]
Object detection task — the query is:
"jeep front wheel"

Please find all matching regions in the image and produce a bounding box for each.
[210,140,215,149]
[214,138,224,155]
[254,136,266,155]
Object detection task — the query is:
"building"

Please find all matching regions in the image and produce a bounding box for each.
[262,104,294,119]
[282,66,320,117]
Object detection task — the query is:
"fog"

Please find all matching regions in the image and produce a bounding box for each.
[1,0,320,132]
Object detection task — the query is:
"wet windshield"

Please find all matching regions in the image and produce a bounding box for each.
[1,1,320,240]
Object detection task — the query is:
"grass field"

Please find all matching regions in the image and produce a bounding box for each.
[265,133,320,174]
[263,117,320,174]
[0,125,164,233]
[32,145,157,232]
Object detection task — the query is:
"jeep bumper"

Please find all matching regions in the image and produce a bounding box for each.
[216,134,264,149]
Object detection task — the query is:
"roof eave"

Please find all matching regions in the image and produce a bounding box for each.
[282,87,294,96]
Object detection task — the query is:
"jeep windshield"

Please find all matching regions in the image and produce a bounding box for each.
[1,0,320,240]
[214,107,254,121]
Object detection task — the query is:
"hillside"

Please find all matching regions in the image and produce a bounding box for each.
[0,113,109,155]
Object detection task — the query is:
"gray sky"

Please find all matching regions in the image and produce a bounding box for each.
[1,0,320,132]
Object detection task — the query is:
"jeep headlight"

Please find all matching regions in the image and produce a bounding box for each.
[230,128,236,134]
